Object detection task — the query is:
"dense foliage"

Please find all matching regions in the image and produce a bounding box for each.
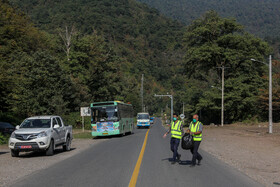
[181,11,272,123]
[137,0,280,39]
[1,0,278,126]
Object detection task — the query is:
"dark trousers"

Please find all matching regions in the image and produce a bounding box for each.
[190,141,202,165]
[170,138,180,161]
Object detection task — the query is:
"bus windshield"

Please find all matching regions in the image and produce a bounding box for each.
[91,106,118,122]
[137,114,149,119]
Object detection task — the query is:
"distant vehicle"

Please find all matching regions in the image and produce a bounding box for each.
[0,122,15,135]
[137,113,150,128]
[9,116,73,157]
[91,101,134,136]
[150,117,154,124]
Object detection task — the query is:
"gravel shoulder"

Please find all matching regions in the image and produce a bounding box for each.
[201,123,280,187]
[0,138,106,187]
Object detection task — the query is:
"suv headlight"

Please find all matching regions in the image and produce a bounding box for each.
[37,131,47,138]
[10,132,16,138]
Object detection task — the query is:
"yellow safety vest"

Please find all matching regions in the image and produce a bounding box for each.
[190,121,202,141]
[171,120,182,139]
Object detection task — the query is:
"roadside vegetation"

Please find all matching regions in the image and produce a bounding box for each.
[73,130,93,139]
[1,0,279,125]
[0,133,9,145]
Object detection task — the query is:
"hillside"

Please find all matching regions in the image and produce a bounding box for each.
[3,0,186,117]
[137,0,280,39]
[2,0,278,124]
[9,0,185,78]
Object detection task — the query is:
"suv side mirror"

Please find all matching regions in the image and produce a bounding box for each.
[53,124,60,129]
[16,125,20,130]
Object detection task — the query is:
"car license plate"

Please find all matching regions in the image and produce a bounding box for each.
[102,133,108,135]
[20,145,32,149]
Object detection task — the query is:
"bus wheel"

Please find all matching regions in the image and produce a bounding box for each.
[128,125,133,135]
[131,125,134,134]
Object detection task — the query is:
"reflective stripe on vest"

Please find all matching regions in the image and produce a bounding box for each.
[190,121,202,141]
[171,121,182,139]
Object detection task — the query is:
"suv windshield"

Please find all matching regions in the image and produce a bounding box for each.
[137,114,149,119]
[91,106,118,122]
[20,119,51,128]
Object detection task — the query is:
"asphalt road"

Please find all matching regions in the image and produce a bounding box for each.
[12,118,263,187]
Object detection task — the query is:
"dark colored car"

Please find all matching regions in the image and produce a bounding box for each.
[0,122,15,135]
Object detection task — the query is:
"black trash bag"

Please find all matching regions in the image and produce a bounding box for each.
[181,133,193,150]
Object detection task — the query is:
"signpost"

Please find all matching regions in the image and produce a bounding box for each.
[80,107,91,132]
[180,114,185,120]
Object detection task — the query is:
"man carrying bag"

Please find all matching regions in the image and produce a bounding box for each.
[186,114,203,167]
[163,113,184,164]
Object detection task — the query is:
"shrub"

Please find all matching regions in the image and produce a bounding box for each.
[0,133,9,145]
[62,112,91,130]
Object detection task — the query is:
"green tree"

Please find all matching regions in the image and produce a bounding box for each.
[182,11,271,123]
[8,51,74,117]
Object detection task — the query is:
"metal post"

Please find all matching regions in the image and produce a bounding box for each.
[170,95,173,122]
[82,116,84,132]
[141,74,144,112]
[269,55,273,133]
[251,56,273,133]
[182,102,185,124]
[221,66,224,127]
[154,94,173,123]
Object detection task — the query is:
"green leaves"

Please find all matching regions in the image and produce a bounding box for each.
[182,11,271,123]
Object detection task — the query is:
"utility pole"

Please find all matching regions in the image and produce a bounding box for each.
[217,65,229,127]
[251,55,273,133]
[221,66,224,127]
[182,102,185,124]
[141,74,144,112]
[154,94,173,123]
[269,55,273,133]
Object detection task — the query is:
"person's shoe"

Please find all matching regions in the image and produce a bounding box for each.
[177,154,181,161]
[171,161,176,165]
[198,158,203,166]
[189,164,195,168]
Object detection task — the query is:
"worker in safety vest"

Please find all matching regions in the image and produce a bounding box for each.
[187,114,203,167]
[163,113,184,164]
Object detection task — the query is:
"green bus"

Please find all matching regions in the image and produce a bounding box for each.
[91,101,134,136]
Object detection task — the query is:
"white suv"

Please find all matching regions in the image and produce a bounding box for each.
[9,116,72,157]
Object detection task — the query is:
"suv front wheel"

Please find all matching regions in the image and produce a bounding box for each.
[11,149,19,157]
[63,136,71,151]
[45,139,54,156]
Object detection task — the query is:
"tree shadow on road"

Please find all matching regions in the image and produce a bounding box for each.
[0,151,9,155]
[94,132,135,139]
[17,147,76,158]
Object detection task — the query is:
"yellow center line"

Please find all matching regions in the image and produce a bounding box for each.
[128,129,150,187]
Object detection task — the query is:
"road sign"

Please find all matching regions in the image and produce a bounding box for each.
[81,107,91,116]
[180,114,185,119]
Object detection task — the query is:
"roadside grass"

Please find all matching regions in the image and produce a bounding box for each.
[73,129,93,139]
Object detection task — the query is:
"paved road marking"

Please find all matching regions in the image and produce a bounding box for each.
[129,129,150,187]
